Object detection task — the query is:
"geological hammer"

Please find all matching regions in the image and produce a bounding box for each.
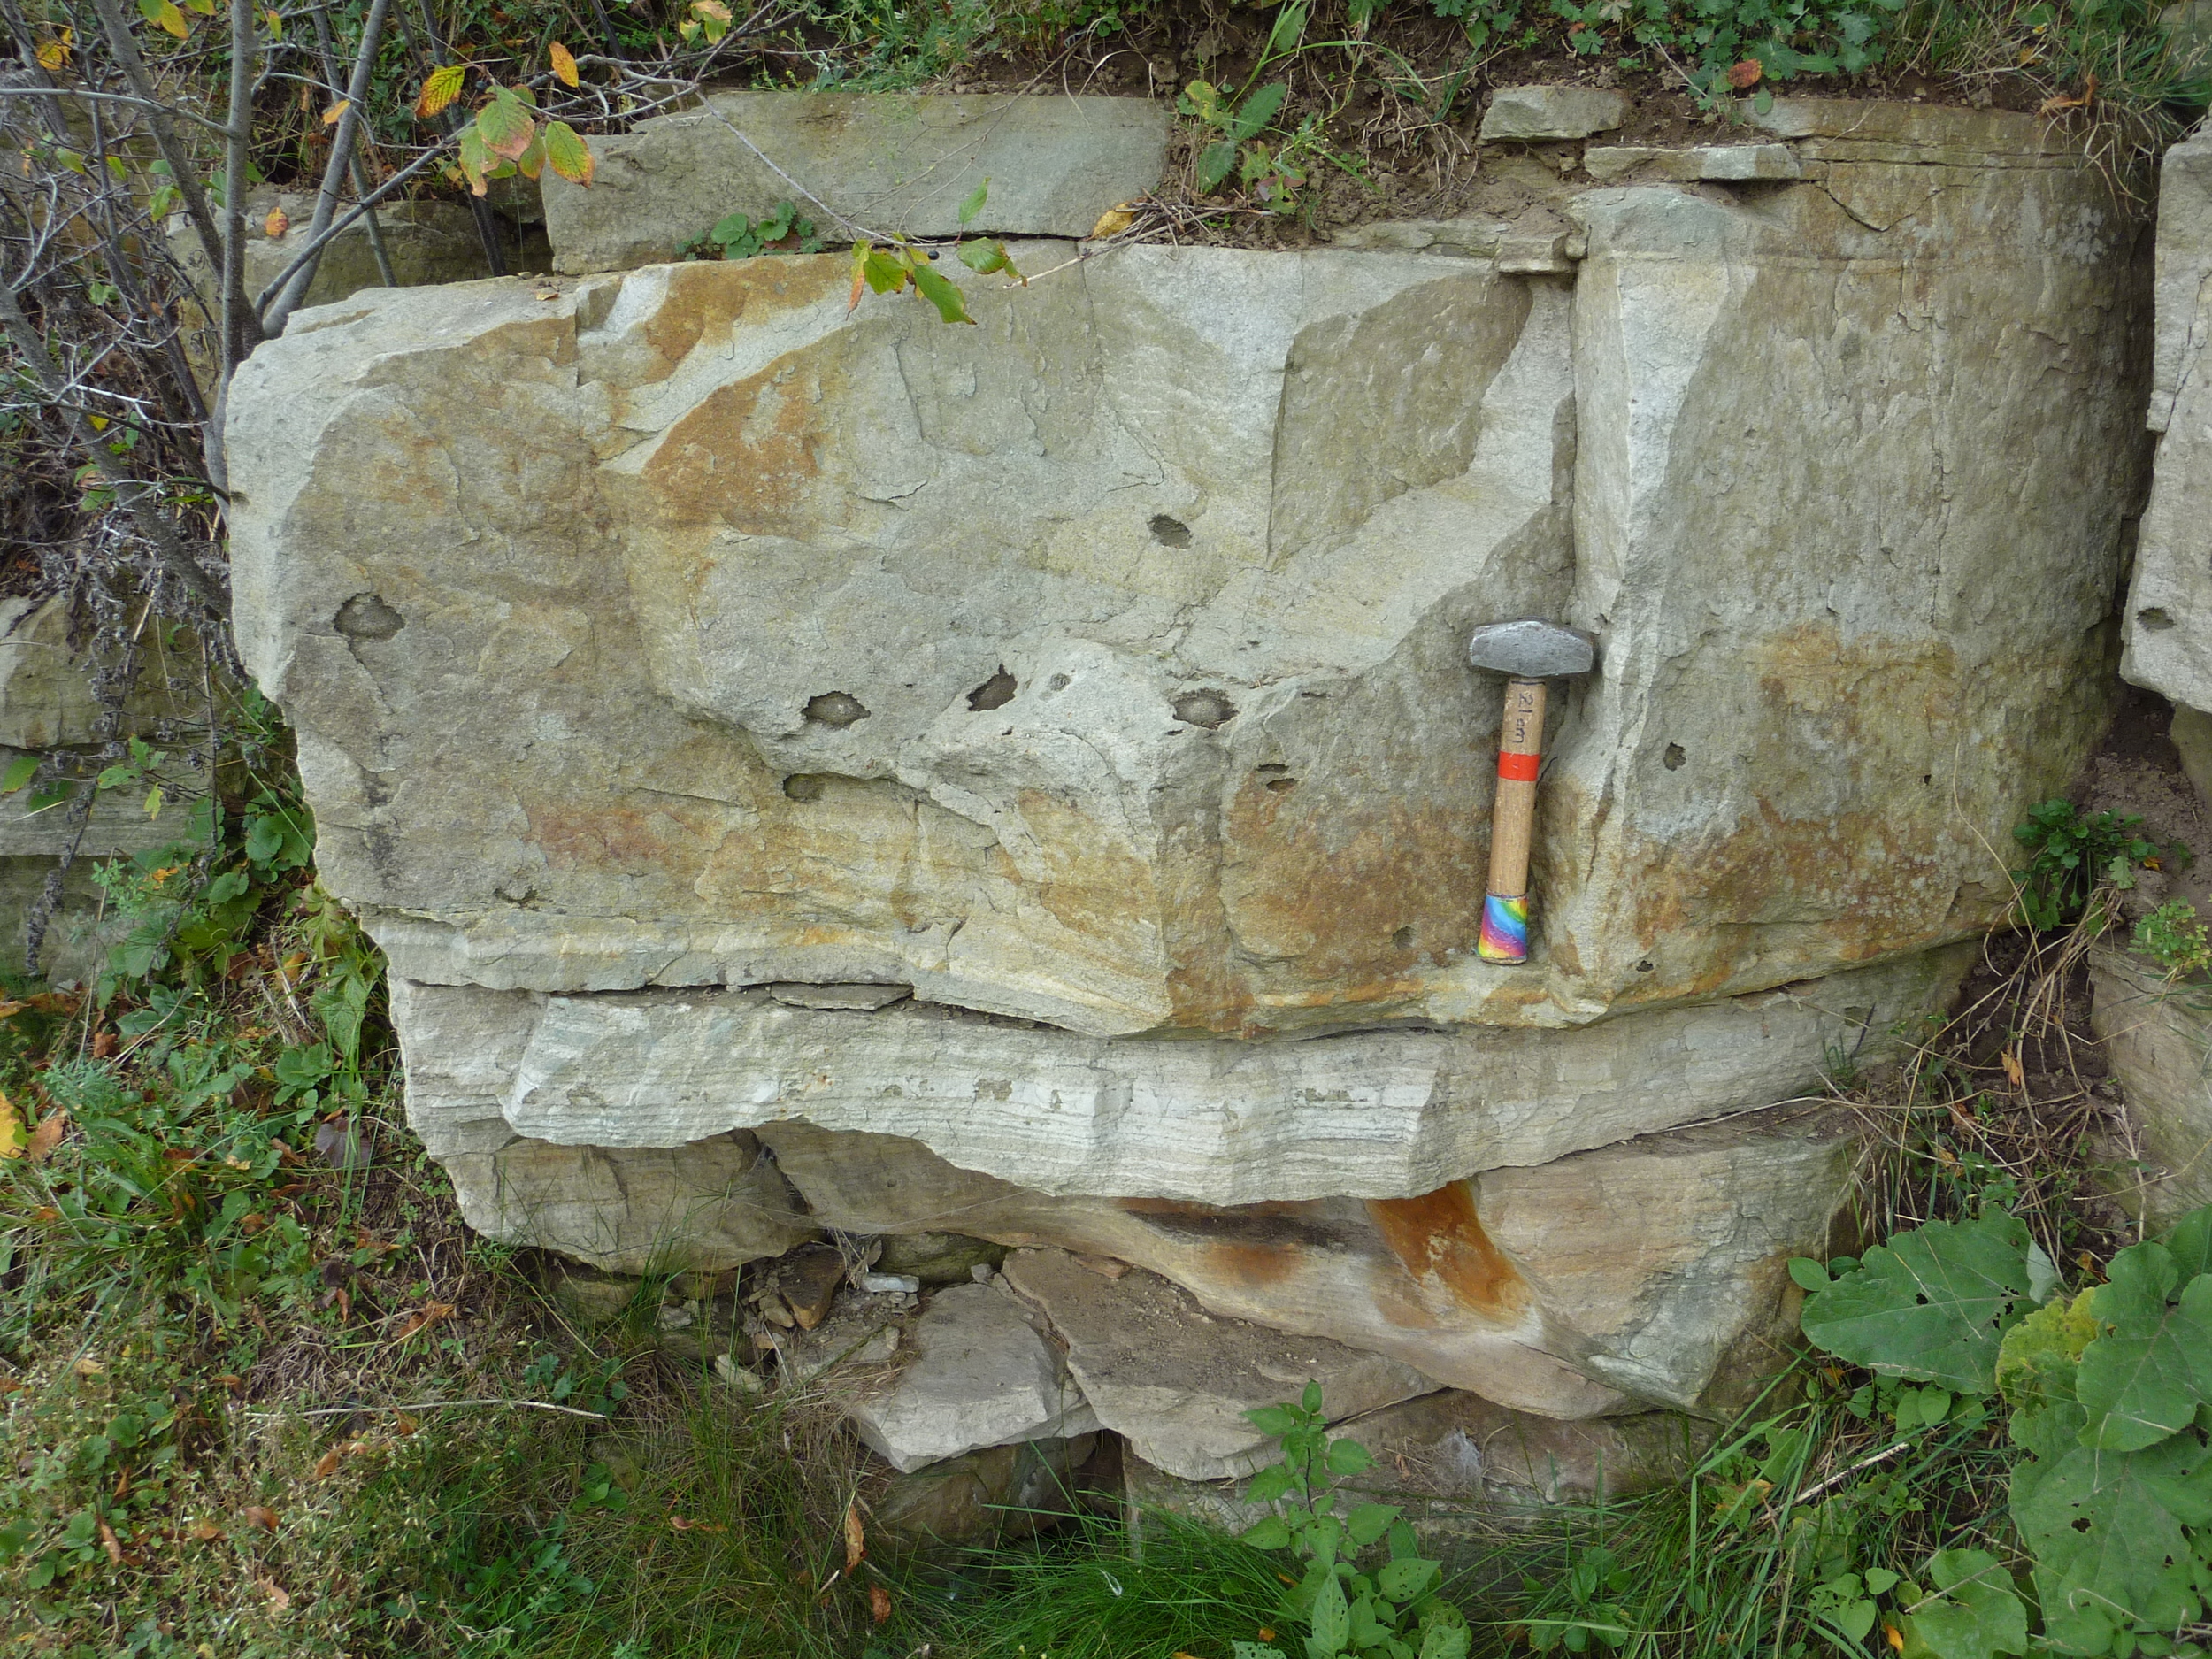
[1467,619,1597,964]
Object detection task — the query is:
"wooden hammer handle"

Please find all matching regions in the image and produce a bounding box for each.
[1486,677,1546,902]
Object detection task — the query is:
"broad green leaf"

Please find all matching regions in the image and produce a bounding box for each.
[1326,1438,1373,1477]
[862,249,911,296]
[957,177,988,226]
[1245,1463,1296,1503]
[2074,1244,2212,1448]
[1302,1379,1325,1415]
[476,85,535,161]
[1345,1502,1399,1547]
[1863,1569,1900,1595]
[1264,4,1308,58]
[1234,1645,1286,1659]
[2010,1426,2212,1655]
[1231,81,1288,143]
[1308,1569,1349,1659]
[1240,1515,1292,1550]
[1788,1256,1830,1292]
[910,265,972,326]
[2161,1202,2212,1280]
[0,755,37,794]
[1799,1211,2034,1391]
[542,121,592,187]
[1248,1403,1298,1436]
[1833,1600,1878,1642]
[456,125,494,195]
[1197,139,1239,192]
[1419,1622,1471,1659]
[1377,1557,1440,1603]
[414,62,465,119]
[1905,1550,2027,1659]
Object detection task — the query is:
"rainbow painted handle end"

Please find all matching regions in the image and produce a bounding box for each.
[1478,892,1531,964]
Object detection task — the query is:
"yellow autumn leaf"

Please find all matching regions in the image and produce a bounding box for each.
[1087,201,1136,240]
[265,206,289,238]
[322,98,350,126]
[549,40,579,88]
[137,0,188,40]
[0,1091,20,1159]
[35,28,71,70]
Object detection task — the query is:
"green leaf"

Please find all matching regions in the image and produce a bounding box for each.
[475,85,535,162]
[1308,1568,1350,1658]
[1197,139,1239,192]
[1231,81,1289,144]
[542,120,592,187]
[1418,1621,1471,1659]
[1799,1211,2034,1392]
[1788,1256,1830,1292]
[1302,1379,1325,1415]
[910,265,972,326]
[0,755,37,794]
[1326,1438,1373,1478]
[1377,1557,1440,1604]
[1248,1402,1299,1437]
[1241,1515,1293,1550]
[1904,1550,2027,1659]
[2009,1426,2212,1655]
[957,177,988,226]
[2159,1202,2212,1282]
[137,0,188,38]
[2074,1244,2212,1449]
[414,61,466,119]
[1863,1569,1900,1595]
[1246,1463,1297,1503]
[1345,1502,1399,1547]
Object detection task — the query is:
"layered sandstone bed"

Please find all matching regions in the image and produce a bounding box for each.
[227,90,2150,1509]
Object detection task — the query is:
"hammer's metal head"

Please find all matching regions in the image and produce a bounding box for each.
[1467,618,1597,679]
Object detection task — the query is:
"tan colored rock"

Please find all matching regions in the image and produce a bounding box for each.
[2090,944,2212,1222]
[752,1102,1864,1417]
[435,1128,820,1275]
[1742,97,2078,161]
[1001,1247,1439,1480]
[1581,144,1804,183]
[869,1433,1100,1552]
[541,90,1168,275]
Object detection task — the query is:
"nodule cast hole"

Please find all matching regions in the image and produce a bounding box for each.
[1663,743,1686,771]
[967,668,1018,711]
[1172,689,1237,729]
[1148,514,1192,548]
[783,775,827,802]
[1392,926,1415,949]
[333,592,404,641]
[803,691,871,729]
[2139,607,2177,631]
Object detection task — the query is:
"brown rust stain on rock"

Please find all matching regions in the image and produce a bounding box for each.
[636,257,846,386]
[639,357,826,536]
[1116,1197,1342,1290]
[1364,1185,1530,1324]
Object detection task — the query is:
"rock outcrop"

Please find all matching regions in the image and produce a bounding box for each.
[227,95,2150,1435]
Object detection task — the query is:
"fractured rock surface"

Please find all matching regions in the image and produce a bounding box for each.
[2090,944,2212,1223]
[841,1282,1099,1471]
[1001,1247,1438,1480]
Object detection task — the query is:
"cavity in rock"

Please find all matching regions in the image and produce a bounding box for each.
[333,592,404,641]
[1172,689,1236,729]
[783,775,827,802]
[804,691,871,728]
[1148,514,1192,548]
[1663,744,1686,771]
[967,668,1018,711]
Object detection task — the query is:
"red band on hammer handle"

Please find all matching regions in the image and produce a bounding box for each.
[1486,678,1548,910]
[1496,751,1541,783]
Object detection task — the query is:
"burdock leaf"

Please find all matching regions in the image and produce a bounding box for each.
[1799,1210,2033,1392]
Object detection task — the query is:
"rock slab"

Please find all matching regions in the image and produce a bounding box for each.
[2090,944,2212,1223]
[1001,1247,1438,1480]
[842,1282,1099,1471]
[1480,87,1626,142]
[541,91,1167,274]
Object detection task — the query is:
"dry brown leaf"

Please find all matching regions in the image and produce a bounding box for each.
[264,207,289,239]
[391,1301,456,1343]
[97,1520,121,1563]
[0,1092,20,1159]
[869,1583,892,1624]
[668,1514,726,1532]
[237,1505,280,1533]
[312,1445,345,1479]
[843,1500,864,1571]
[187,1518,224,1541]
[1726,58,1763,89]
[91,1029,116,1059]
[1087,201,1136,240]
[321,98,349,126]
[2039,73,2097,116]
[2001,1048,2024,1088]
[73,1356,104,1378]
[0,999,27,1018]
[258,1574,291,1611]
[27,1110,66,1164]
[393,1412,420,1436]
[27,1205,58,1223]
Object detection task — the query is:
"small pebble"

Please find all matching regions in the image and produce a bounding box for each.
[861,1272,921,1294]
[970,1263,995,1284]
[713,1354,766,1395]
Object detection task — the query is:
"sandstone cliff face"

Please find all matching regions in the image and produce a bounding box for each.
[227,96,2151,1419]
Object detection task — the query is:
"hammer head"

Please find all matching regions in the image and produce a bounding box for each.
[1468,618,1597,679]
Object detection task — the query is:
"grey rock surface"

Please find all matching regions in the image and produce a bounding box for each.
[1001,1247,1438,1480]
[1581,144,1805,183]
[2089,944,2212,1223]
[1479,86,1626,142]
[541,91,1166,274]
[390,951,1959,1206]
[841,1282,1099,1471]
[2123,118,2212,714]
